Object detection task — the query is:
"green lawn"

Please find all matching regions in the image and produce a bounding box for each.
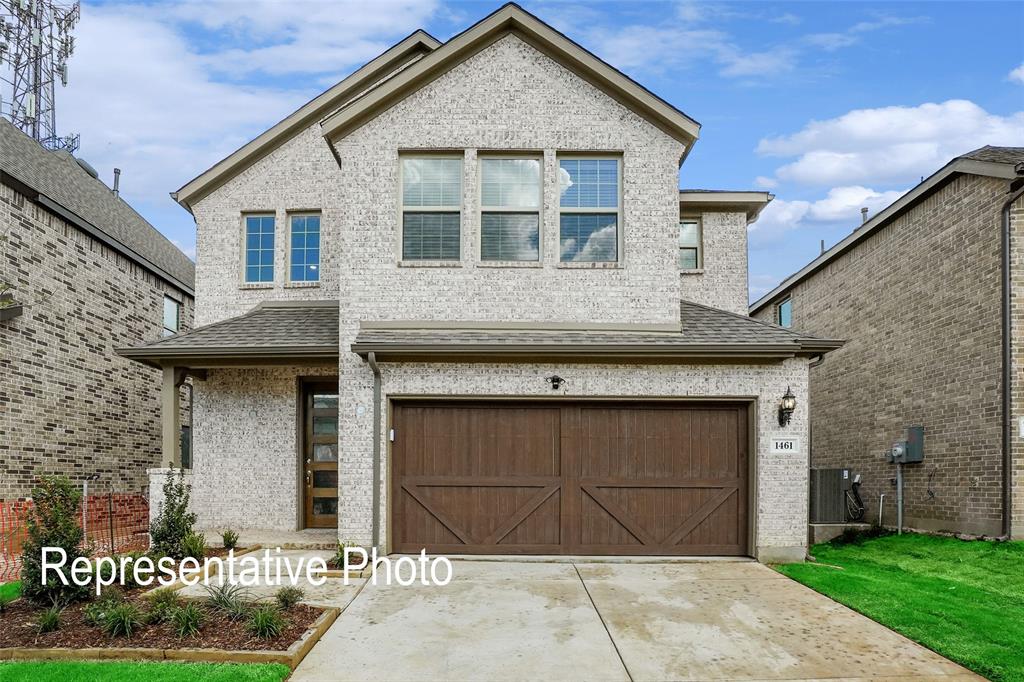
[0,581,21,601]
[778,533,1024,682]
[0,661,290,682]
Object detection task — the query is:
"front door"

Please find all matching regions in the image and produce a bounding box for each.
[302,381,339,529]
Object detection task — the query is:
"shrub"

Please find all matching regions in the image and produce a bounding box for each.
[204,582,250,615]
[20,476,89,606]
[115,551,148,589]
[181,531,206,560]
[246,604,286,639]
[221,529,240,551]
[226,599,252,622]
[103,601,143,638]
[275,586,305,609]
[0,593,15,613]
[171,602,205,639]
[329,541,367,569]
[99,584,126,604]
[144,588,181,624]
[37,606,61,634]
[149,468,197,560]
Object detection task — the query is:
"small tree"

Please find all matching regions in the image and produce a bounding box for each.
[150,468,197,560]
[21,476,90,606]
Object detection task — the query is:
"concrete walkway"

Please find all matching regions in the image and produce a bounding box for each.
[291,559,979,681]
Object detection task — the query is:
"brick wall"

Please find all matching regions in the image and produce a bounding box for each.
[0,181,193,499]
[753,173,1010,536]
[1010,195,1024,539]
[680,210,749,315]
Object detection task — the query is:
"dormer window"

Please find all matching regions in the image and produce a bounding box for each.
[558,157,621,263]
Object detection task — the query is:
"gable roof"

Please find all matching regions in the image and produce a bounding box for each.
[320,3,700,151]
[749,146,1024,315]
[172,30,440,212]
[0,119,195,294]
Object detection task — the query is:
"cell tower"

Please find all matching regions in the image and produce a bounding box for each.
[0,0,80,152]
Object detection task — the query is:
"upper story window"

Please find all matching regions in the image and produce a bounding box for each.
[558,157,620,262]
[777,297,792,328]
[244,214,276,283]
[289,214,321,282]
[162,296,179,337]
[400,156,462,261]
[480,157,541,261]
[679,218,702,270]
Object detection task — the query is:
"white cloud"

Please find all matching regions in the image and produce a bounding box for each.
[757,100,1024,186]
[748,185,906,245]
[754,176,777,189]
[1010,63,1024,84]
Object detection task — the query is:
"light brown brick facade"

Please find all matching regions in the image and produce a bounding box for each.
[754,172,1024,537]
[0,181,194,499]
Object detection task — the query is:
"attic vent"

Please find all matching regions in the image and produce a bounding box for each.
[74,156,99,178]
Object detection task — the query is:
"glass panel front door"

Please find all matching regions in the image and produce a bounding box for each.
[303,383,339,529]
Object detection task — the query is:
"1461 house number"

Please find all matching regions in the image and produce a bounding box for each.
[771,437,800,454]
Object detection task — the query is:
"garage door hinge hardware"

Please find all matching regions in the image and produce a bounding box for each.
[389,428,395,442]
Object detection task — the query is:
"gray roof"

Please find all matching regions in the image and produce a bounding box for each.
[352,301,842,361]
[959,146,1024,165]
[0,119,195,293]
[118,299,839,367]
[117,301,339,366]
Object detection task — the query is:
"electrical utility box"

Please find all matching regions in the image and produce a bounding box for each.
[810,468,853,523]
[887,426,925,464]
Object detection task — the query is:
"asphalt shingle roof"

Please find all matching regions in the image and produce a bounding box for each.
[118,301,339,363]
[0,119,195,291]
[119,300,840,365]
[352,300,841,357]
[959,146,1024,165]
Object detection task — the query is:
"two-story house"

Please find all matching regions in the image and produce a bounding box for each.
[751,147,1024,539]
[1,119,195,499]
[121,4,840,563]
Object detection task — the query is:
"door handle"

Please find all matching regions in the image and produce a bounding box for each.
[305,471,312,486]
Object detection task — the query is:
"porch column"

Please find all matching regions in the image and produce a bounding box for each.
[161,365,181,468]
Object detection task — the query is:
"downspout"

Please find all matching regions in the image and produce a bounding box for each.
[368,352,382,551]
[1000,174,1024,539]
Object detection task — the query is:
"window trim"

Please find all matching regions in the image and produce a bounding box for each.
[162,295,180,337]
[241,212,277,287]
[478,153,543,263]
[679,215,703,271]
[777,296,793,328]
[397,153,464,264]
[556,154,624,265]
[286,211,322,285]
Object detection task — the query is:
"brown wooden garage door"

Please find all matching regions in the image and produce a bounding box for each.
[391,402,749,555]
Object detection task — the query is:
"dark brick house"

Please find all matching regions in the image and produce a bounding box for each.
[0,120,195,499]
[751,147,1024,539]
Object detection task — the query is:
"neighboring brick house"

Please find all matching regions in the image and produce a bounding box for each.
[751,147,1024,539]
[121,4,840,563]
[0,119,195,499]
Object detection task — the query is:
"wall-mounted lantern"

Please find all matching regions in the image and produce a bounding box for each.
[777,386,796,427]
[546,375,565,391]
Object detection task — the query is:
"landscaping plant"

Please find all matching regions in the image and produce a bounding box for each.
[171,602,205,639]
[150,468,197,560]
[274,586,304,609]
[0,592,15,614]
[102,601,143,638]
[20,476,90,606]
[36,606,61,634]
[83,590,125,627]
[246,604,286,639]
[221,529,240,551]
[181,531,207,560]
[144,588,182,624]
[203,582,250,617]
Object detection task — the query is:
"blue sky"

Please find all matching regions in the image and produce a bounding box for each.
[58,1,1024,301]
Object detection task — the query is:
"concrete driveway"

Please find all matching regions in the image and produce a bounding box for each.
[292,559,978,681]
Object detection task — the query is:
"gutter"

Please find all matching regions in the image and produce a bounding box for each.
[1001,173,1024,539]
[368,351,383,551]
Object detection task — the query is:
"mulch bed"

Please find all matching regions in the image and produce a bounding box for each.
[0,587,322,652]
